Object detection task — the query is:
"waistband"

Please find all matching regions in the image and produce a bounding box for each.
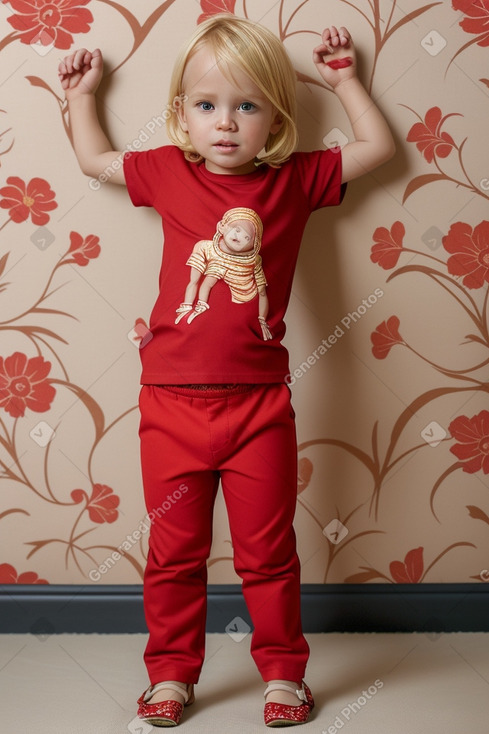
[159,384,257,398]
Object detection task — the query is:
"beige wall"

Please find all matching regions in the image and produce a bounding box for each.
[0,0,488,587]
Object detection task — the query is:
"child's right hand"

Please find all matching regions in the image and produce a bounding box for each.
[58,48,103,99]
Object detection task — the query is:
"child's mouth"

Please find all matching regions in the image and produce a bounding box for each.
[214,141,238,152]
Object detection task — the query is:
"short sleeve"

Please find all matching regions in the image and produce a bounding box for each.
[293,149,347,212]
[123,147,170,207]
[186,242,208,273]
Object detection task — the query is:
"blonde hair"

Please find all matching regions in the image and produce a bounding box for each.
[166,14,298,167]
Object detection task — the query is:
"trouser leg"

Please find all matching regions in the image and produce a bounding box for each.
[139,386,219,684]
[219,384,309,682]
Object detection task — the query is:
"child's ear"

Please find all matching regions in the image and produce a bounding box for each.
[174,95,188,132]
[269,112,284,135]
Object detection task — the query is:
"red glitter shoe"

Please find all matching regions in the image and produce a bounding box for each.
[137,682,194,727]
[263,681,314,727]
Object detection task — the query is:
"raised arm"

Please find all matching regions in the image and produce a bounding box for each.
[313,27,396,183]
[58,48,125,185]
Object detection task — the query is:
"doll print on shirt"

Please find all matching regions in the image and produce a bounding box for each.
[175,207,273,341]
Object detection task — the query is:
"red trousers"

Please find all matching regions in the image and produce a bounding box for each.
[138,383,309,685]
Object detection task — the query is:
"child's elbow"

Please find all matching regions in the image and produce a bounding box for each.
[381,135,396,165]
[80,162,94,178]
[77,155,99,179]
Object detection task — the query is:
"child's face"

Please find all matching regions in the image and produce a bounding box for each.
[219,219,255,254]
[177,46,283,175]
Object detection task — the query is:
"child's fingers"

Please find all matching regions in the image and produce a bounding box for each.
[338,26,351,46]
[63,55,74,75]
[72,47,89,70]
[58,70,74,88]
[312,43,333,63]
[91,48,103,63]
[321,28,334,53]
[314,27,353,66]
[322,25,351,50]
[64,70,81,89]
[329,25,340,47]
[64,52,82,75]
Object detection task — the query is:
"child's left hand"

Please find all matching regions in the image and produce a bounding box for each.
[313,26,356,89]
[258,317,273,341]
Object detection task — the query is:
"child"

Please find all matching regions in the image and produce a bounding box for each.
[58,14,394,728]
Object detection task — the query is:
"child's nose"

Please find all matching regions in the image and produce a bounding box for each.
[216,109,237,131]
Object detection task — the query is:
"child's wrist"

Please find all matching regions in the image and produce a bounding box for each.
[66,90,97,106]
[331,75,358,92]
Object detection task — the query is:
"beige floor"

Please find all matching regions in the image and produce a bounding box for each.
[0,632,488,733]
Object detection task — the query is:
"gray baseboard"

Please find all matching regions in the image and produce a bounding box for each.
[0,584,487,636]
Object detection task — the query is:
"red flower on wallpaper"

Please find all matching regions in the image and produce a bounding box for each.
[453,0,489,46]
[198,0,236,24]
[442,220,489,289]
[65,231,101,266]
[370,221,405,270]
[389,547,424,583]
[406,107,456,163]
[5,0,93,50]
[0,563,48,584]
[0,176,57,225]
[0,353,56,418]
[371,316,404,359]
[449,410,489,474]
[71,484,120,523]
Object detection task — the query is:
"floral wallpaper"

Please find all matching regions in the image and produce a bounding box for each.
[0,0,488,587]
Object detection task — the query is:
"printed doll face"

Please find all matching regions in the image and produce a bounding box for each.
[177,45,283,175]
[219,219,256,254]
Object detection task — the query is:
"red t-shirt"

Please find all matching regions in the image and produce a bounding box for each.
[123,145,345,384]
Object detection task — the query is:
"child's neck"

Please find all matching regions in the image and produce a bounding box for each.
[204,158,260,176]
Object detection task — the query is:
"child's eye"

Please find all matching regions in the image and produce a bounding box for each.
[238,102,256,112]
[198,101,214,111]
